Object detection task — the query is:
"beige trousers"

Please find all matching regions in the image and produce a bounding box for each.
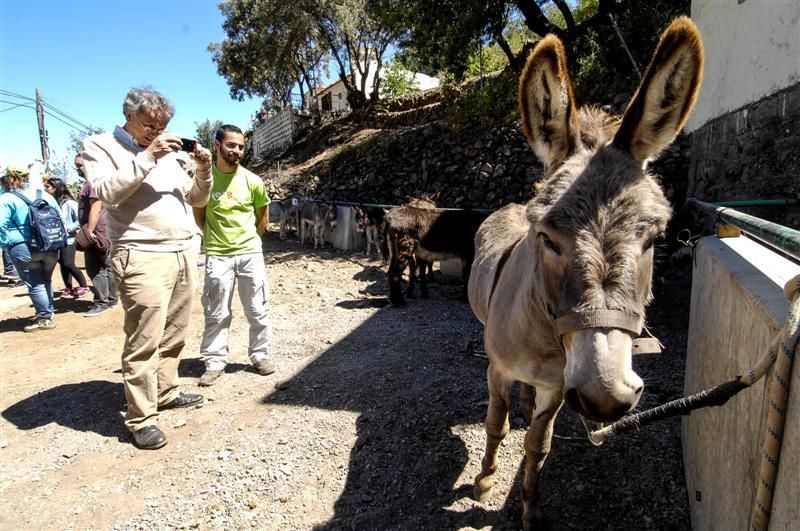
[111,247,197,431]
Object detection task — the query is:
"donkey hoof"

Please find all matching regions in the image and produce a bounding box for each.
[473,482,492,502]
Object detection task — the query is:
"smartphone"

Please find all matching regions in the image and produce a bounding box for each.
[180,138,197,152]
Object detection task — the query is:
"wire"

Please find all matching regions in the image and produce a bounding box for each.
[41,100,93,132]
[0,100,36,112]
[0,90,95,132]
[0,89,36,102]
[41,108,91,133]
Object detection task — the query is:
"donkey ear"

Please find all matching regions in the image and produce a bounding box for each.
[613,17,704,164]
[519,34,580,173]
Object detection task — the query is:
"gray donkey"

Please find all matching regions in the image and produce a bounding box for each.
[300,201,338,249]
[467,17,703,527]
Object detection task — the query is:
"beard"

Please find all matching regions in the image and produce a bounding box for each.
[221,150,240,166]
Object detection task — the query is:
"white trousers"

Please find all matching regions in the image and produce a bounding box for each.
[200,253,271,371]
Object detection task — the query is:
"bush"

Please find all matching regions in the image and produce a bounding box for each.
[446,70,518,133]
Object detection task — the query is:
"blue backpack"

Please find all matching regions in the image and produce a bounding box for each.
[11,191,68,252]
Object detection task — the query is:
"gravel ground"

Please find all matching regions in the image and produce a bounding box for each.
[0,230,693,530]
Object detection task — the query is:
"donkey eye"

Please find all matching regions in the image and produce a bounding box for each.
[539,233,561,255]
[643,232,664,251]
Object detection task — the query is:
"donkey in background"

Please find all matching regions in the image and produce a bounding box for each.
[268,196,300,240]
[354,205,387,255]
[300,201,338,249]
[467,17,703,527]
[384,203,487,306]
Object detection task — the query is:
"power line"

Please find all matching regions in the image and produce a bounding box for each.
[0,90,95,131]
[41,100,93,132]
[0,89,36,102]
[41,108,91,133]
[0,100,36,112]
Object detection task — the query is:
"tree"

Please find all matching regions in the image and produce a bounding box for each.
[210,0,325,111]
[380,59,421,98]
[195,119,224,155]
[211,0,401,111]
[393,0,689,92]
[69,126,104,157]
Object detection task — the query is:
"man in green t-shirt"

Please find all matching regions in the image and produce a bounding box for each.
[194,125,273,386]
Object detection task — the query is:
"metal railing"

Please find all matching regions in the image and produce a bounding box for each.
[687,198,800,262]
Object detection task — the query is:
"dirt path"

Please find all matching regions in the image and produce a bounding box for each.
[0,231,692,530]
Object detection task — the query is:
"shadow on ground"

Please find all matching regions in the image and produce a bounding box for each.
[2,380,127,440]
[258,242,693,529]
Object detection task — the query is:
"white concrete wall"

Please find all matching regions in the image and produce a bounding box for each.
[327,206,363,251]
[251,107,296,157]
[683,235,799,530]
[686,0,800,132]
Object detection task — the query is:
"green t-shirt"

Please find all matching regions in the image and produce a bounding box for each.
[204,165,270,256]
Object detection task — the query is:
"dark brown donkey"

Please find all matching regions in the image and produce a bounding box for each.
[384,204,487,306]
[467,17,703,527]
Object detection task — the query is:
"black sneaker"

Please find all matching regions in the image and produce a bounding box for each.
[84,304,110,318]
[132,425,167,450]
[158,392,204,411]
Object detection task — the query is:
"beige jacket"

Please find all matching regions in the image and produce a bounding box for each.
[82,130,212,252]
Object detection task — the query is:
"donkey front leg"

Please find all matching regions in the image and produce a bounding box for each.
[417,258,430,299]
[388,250,411,307]
[406,255,418,299]
[279,214,288,240]
[521,386,563,528]
[474,363,513,501]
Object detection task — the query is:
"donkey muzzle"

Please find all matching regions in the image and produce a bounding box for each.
[556,309,646,422]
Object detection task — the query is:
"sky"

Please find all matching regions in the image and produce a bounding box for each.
[0,0,263,181]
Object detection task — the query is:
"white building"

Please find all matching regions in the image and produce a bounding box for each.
[249,107,309,159]
[304,64,440,117]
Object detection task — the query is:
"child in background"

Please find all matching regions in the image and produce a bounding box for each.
[45,178,89,298]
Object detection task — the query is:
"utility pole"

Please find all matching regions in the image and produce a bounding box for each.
[35,88,48,164]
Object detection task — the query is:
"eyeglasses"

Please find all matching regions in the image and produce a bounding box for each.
[131,114,166,134]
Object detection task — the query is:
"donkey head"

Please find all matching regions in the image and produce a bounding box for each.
[325,202,338,229]
[354,206,366,233]
[521,18,703,422]
[404,193,438,210]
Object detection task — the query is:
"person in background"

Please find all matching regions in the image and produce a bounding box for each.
[194,124,274,387]
[0,163,62,332]
[0,175,23,287]
[75,155,118,316]
[44,177,89,299]
[81,86,212,450]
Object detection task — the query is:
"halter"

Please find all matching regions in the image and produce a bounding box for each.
[551,308,662,354]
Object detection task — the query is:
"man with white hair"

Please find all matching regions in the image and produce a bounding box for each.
[82,87,213,450]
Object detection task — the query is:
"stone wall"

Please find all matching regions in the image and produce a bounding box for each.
[286,121,689,213]
[307,121,543,209]
[688,82,800,228]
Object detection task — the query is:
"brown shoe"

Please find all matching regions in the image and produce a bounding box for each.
[198,370,223,387]
[254,359,276,376]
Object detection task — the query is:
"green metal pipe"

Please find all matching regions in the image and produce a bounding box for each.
[687,198,800,263]
[713,199,798,208]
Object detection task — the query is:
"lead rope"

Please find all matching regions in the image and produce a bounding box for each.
[587,275,800,531]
